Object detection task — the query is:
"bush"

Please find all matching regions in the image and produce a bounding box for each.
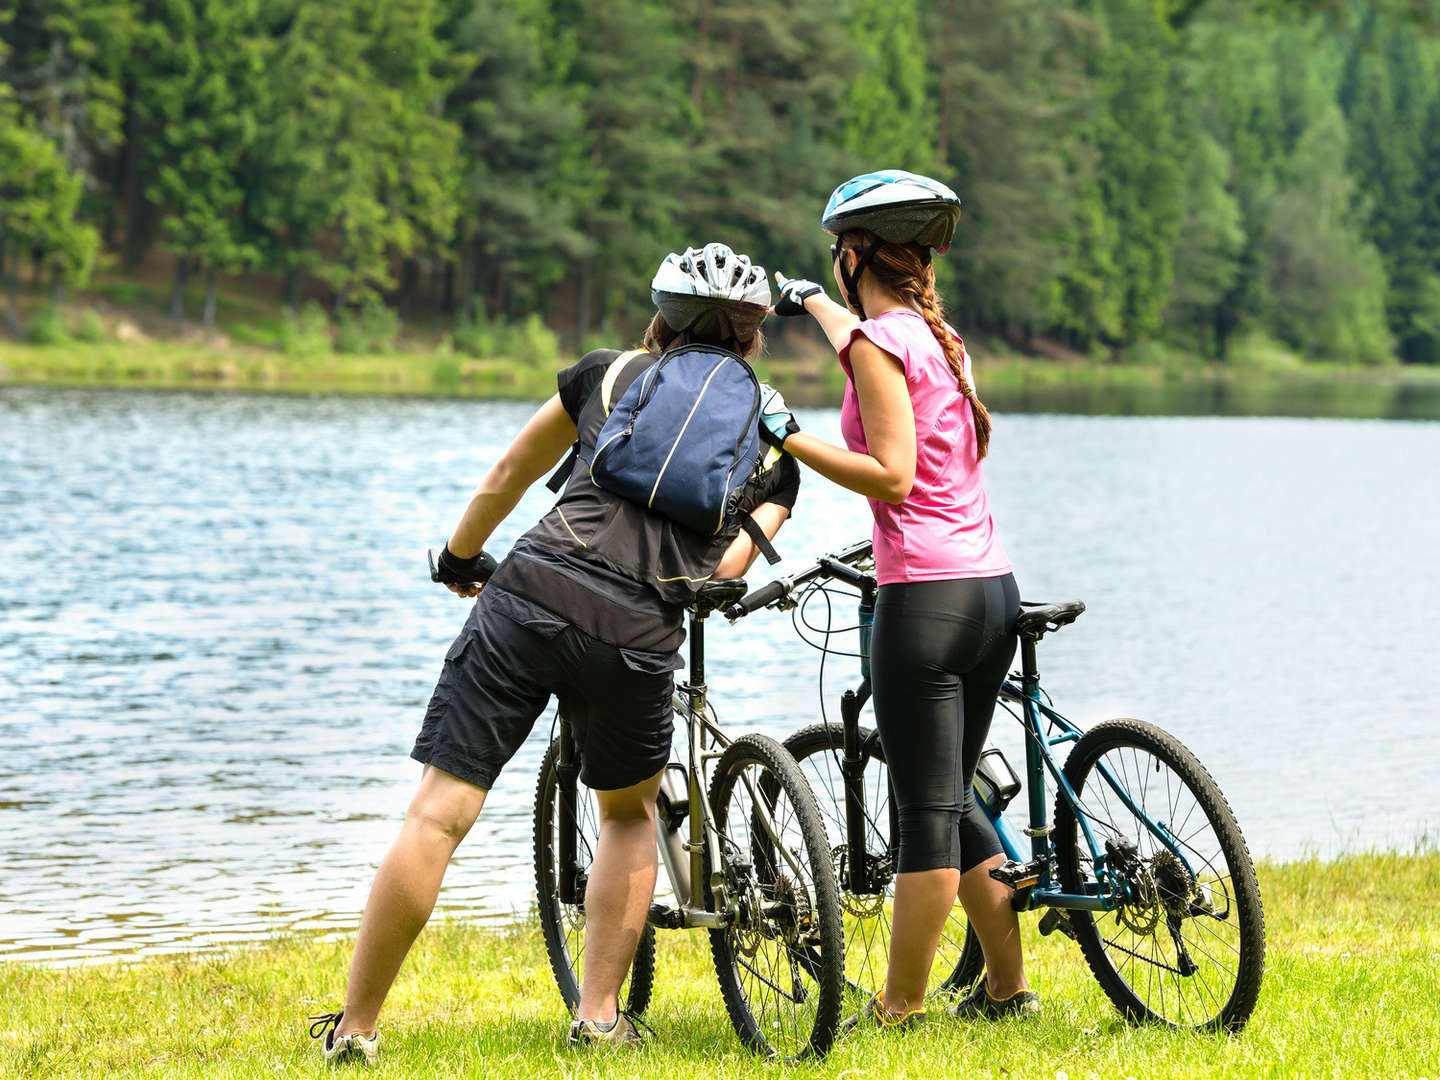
[1225,330,1302,371]
[336,301,401,354]
[506,313,561,368]
[278,302,332,359]
[359,301,400,353]
[25,303,69,345]
[72,310,107,343]
[454,307,497,358]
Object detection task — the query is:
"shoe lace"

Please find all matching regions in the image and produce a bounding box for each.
[619,1007,654,1040]
[308,1011,344,1040]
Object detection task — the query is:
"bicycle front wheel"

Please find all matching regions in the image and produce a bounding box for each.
[708,734,844,1060]
[1052,718,1265,1031]
[783,723,984,1006]
[533,733,656,1017]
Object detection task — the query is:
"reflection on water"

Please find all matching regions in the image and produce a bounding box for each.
[1,387,1437,965]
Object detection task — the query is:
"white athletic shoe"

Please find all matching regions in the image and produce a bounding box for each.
[309,1011,379,1066]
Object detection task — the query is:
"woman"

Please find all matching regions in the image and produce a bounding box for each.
[762,171,1035,1027]
[310,243,800,1064]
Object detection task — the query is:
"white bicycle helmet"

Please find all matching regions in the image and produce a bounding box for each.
[822,170,962,253]
[650,243,771,341]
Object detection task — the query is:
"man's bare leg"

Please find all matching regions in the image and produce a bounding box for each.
[575,769,664,1022]
[337,766,488,1037]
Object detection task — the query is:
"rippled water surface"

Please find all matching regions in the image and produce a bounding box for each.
[2,387,1437,964]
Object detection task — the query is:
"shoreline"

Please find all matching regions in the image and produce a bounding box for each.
[5,340,1440,419]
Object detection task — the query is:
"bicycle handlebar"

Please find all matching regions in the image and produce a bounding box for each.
[725,539,874,621]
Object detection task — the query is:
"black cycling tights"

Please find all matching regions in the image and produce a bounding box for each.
[869,573,1020,874]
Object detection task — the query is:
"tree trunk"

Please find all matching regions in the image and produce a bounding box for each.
[3,276,17,337]
[121,84,155,273]
[170,256,190,320]
[202,266,218,327]
[460,237,478,321]
[283,267,302,312]
[691,0,711,106]
[441,260,455,317]
[397,257,419,319]
[576,256,593,344]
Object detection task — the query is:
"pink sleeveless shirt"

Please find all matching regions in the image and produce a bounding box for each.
[838,309,1010,586]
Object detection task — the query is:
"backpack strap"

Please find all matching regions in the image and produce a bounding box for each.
[741,513,782,565]
[546,349,648,493]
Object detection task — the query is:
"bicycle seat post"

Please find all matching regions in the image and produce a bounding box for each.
[688,607,706,699]
[1019,633,1040,698]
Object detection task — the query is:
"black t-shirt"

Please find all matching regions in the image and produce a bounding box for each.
[489,348,799,655]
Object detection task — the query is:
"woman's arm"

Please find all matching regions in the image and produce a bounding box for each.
[784,336,916,504]
[447,394,576,560]
[803,291,861,353]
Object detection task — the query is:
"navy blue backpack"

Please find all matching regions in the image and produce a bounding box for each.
[587,344,764,539]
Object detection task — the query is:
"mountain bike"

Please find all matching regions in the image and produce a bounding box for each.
[533,578,845,1060]
[725,542,1266,1032]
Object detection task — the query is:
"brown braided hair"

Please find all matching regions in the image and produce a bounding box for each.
[839,229,992,459]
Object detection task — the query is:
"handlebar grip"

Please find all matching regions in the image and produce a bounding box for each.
[727,577,790,619]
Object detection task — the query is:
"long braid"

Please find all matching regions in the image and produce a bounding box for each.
[910,267,991,460]
[853,230,992,460]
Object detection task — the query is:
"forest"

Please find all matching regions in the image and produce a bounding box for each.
[3,0,1440,365]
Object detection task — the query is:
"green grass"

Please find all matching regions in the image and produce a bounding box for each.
[0,339,562,401]
[2,853,1437,1078]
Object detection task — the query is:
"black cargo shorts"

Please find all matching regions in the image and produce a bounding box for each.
[410,586,677,791]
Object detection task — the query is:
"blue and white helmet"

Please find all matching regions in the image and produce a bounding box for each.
[822,170,962,253]
[651,243,771,341]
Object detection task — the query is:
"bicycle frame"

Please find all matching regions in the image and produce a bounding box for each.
[768,544,1196,918]
[552,602,810,934]
[988,633,1197,913]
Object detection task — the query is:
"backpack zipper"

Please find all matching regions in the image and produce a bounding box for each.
[712,357,763,533]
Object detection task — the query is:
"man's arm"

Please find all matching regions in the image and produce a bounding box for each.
[713,501,790,579]
[442,395,576,594]
[713,453,801,579]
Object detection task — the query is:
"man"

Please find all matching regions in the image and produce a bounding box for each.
[311,242,802,1063]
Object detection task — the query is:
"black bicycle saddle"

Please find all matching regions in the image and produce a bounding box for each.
[1015,600,1086,639]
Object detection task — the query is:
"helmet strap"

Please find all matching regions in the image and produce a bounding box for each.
[839,237,884,320]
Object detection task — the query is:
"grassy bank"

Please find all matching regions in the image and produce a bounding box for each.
[3,853,1437,1078]
[8,337,1440,420]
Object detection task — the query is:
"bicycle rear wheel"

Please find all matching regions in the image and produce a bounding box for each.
[783,723,984,1006]
[708,734,844,1060]
[1052,718,1265,1031]
[533,732,656,1017]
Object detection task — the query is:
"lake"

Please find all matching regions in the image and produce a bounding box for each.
[1,386,1436,964]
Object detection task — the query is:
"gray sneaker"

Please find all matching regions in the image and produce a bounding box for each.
[945,983,1041,1020]
[309,1011,379,1066]
[567,1012,645,1047]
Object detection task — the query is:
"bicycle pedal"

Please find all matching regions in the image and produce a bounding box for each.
[1037,907,1076,940]
[989,859,1042,891]
[646,902,684,930]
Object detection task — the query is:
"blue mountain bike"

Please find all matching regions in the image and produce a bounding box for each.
[725,541,1266,1032]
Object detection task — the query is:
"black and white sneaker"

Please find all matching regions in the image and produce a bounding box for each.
[309,1011,379,1066]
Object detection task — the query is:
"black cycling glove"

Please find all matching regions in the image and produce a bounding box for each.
[772,272,824,317]
[430,543,498,585]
